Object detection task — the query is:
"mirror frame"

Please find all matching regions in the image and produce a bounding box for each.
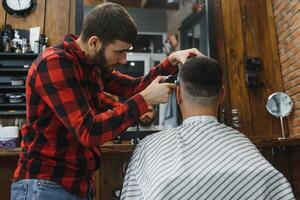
[266,92,293,118]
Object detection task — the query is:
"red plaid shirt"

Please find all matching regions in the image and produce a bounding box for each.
[12,34,178,197]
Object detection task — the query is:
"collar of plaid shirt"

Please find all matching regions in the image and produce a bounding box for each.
[12,34,154,197]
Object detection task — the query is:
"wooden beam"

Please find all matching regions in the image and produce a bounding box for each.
[84,0,179,10]
[141,0,148,8]
[107,0,141,8]
[84,0,105,6]
[144,0,179,10]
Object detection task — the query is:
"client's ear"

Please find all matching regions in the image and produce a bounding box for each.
[218,86,226,105]
[176,85,182,104]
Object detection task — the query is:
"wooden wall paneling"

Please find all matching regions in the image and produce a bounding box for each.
[265,0,284,91]
[45,0,71,45]
[84,0,105,6]
[290,146,300,198]
[5,0,46,31]
[0,157,19,200]
[75,0,84,35]
[0,6,6,28]
[271,146,293,183]
[69,0,77,34]
[239,0,284,137]
[259,146,296,195]
[100,153,132,200]
[212,0,232,124]
[220,0,252,135]
[258,146,272,161]
[93,169,101,200]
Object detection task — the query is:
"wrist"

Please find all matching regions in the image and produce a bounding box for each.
[168,55,177,66]
[140,91,152,105]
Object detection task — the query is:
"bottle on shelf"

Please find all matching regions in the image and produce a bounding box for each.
[219,108,226,124]
[231,108,241,129]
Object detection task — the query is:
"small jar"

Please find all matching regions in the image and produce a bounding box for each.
[4,37,12,52]
[231,109,241,128]
[219,108,226,124]
[11,77,25,86]
[9,94,23,104]
[22,43,28,53]
[0,126,19,148]
[34,41,40,54]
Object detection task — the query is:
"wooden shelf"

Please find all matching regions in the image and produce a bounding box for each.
[250,135,300,147]
[0,68,28,72]
[2,136,300,158]
[0,53,35,118]
[0,110,26,116]
[0,147,21,156]
[100,143,134,154]
[0,103,26,107]
[0,85,25,89]
[0,143,134,157]
[0,52,38,59]
[120,130,159,140]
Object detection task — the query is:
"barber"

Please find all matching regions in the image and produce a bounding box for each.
[11,2,202,200]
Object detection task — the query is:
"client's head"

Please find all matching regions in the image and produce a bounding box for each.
[176,56,224,118]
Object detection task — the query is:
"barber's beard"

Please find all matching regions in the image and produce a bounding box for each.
[94,47,107,68]
[139,116,155,127]
[93,47,113,74]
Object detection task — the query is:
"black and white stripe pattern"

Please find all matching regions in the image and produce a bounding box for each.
[121,116,295,200]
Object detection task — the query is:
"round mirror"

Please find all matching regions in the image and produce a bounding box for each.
[266,92,293,118]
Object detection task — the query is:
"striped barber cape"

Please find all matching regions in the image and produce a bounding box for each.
[121,115,295,200]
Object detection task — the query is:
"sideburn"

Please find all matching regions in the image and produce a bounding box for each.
[95,46,113,74]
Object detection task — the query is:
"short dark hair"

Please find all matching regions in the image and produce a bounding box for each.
[179,56,223,98]
[80,2,137,45]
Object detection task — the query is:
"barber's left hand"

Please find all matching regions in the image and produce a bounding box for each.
[168,48,204,67]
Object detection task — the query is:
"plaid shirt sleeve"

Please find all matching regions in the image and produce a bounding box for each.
[33,53,149,147]
[103,58,178,98]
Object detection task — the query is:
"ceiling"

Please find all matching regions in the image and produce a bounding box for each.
[84,0,180,10]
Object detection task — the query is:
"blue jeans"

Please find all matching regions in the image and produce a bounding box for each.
[11,179,94,200]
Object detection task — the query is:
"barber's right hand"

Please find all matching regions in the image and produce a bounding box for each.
[140,76,177,105]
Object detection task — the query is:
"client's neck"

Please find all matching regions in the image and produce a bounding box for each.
[180,103,218,121]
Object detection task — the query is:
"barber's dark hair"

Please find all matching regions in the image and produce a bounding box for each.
[80,2,137,45]
[179,56,223,98]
